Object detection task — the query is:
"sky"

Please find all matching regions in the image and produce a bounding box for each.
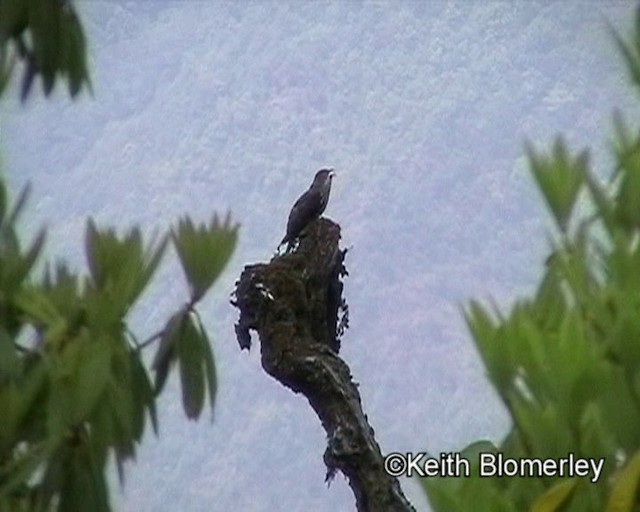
[0,1,637,510]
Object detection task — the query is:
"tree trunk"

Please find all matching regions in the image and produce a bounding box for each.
[232,218,415,512]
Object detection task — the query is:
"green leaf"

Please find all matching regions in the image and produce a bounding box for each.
[28,0,62,97]
[44,336,113,440]
[139,232,169,297]
[532,260,566,328]
[151,309,216,420]
[0,226,45,295]
[611,111,638,178]
[0,385,21,452]
[58,439,110,512]
[0,440,57,497]
[464,301,512,392]
[152,310,184,394]
[0,43,16,98]
[530,479,577,512]
[608,112,640,231]
[423,442,497,512]
[129,347,158,436]
[172,213,238,302]
[13,360,47,442]
[85,220,167,317]
[606,449,640,512]
[578,402,617,458]
[0,0,28,37]
[423,476,464,512]
[63,7,91,97]
[20,58,36,102]
[0,178,6,222]
[178,314,206,420]
[195,312,217,420]
[526,138,587,233]
[72,337,112,421]
[610,19,640,90]
[21,227,46,275]
[583,170,615,233]
[1,0,91,100]
[104,378,136,460]
[14,286,61,327]
[6,182,31,226]
[28,0,58,72]
[0,326,21,383]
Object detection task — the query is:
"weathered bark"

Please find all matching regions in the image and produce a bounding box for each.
[232,218,415,512]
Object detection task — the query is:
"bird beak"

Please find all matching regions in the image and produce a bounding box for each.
[329,170,336,179]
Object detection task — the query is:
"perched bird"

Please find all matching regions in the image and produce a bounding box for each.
[279,169,335,251]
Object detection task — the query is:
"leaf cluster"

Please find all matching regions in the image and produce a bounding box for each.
[0,176,238,511]
[424,11,640,512]
[0,0,91,100]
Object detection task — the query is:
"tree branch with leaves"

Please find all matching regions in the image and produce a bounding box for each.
[0,180,238,511]
[422,11,640,512]
[0,2,239,509]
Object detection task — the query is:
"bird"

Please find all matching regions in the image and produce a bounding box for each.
[279,169,335,251]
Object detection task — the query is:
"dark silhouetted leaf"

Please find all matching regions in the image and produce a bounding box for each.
[178,314,206,420]
[194,312,217,420]
[152,311,184,394]
[129,347,158,436]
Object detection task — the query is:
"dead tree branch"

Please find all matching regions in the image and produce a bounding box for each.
[232,218,415,512]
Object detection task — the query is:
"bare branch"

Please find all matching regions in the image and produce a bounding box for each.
[232,218,415,512]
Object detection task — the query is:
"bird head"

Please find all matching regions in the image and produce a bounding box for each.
[314,168,335,186]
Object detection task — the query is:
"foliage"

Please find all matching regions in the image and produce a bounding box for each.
[0,178,238,511]
[0,3,239,509]
[422,11,640,512]
[0,0,91,100]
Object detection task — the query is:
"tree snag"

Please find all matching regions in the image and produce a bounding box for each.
[232,218,415,512]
